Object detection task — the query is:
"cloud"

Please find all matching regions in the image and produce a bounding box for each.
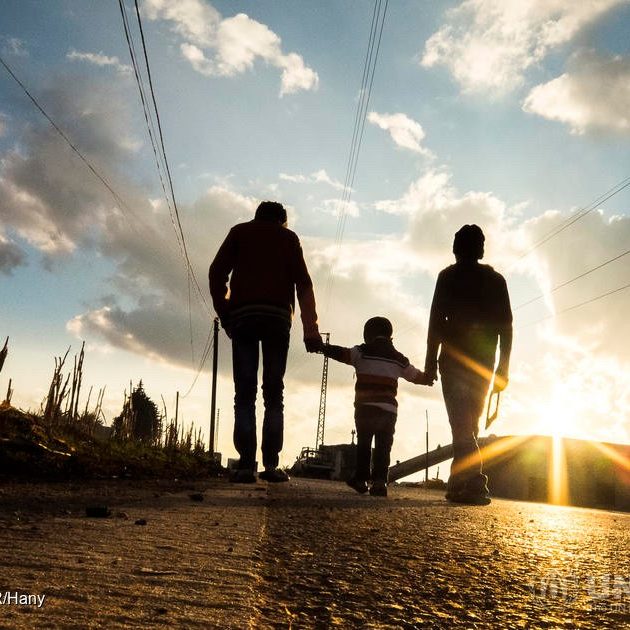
[66,50,132,75]
[0,112,7,137]
[144,0,318,95]
[1,36,28,57]
[316,199,360,218]
[0,78,145,257]
[523,50,630,134]
[367,112,433,156]
[0,232,26,274]
[420,0,625,94]
[279,169,345,191]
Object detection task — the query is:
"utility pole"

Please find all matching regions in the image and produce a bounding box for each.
[315,333,330,451]
[209,317,219,456]
[425,409,429,483]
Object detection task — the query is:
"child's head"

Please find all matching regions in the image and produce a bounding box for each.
[363,316,393,343]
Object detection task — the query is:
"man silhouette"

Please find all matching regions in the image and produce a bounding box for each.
[209,201,322,483]
[424,225,512,504]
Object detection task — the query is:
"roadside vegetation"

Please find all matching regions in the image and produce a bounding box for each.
[0,340,220,480]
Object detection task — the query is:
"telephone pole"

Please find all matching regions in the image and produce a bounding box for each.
[209,317,219,456]
[425,409,429,483]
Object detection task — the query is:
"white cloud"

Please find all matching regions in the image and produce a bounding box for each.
[1,37,28,57]
[317,198,360,218]
[66,50,131,75]
[279,169,345,191]
[421,0,625,94]
[143,0,221,46]
[523,50,630,134]
[0,112,7,137]
[145,0,318,95]
[367,112,433,156]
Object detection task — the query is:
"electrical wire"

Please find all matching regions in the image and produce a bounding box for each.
[514,248,630,310]
[131,0,209,313]
[0,51,184,264]
[515,175,630,263]
[518,282,630,329]
[324,0,389,309]
[181,326,215,398]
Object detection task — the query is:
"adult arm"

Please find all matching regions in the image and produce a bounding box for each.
[493,275,513,391]
[424,271,446,382]
[291,235,322,347]
[209,229,236,331]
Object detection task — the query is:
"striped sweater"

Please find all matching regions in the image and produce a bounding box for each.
[323,337,425,414]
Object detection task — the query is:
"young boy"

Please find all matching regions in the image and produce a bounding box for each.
[319,317,431,497]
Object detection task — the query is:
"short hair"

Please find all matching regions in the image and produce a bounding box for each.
[363,316,393,343]
[453,224,485,260]
[254,201,287,224]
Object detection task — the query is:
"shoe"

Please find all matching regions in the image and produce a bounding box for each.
[259,468,290,483]
[346,478,368,494]
[229,469,257,484]
[445,489,491,505]
[369,481,388,497]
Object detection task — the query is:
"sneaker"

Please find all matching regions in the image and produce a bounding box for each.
[229,469,257,484]
[445,489,491,506]
[369,481,388,497]
[346,478,368,494]
[259,468,290,483]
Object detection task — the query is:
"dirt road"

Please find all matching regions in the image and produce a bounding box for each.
[0,478,628,628]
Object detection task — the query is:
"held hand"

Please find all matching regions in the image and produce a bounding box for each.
[415,371,434,386]
[425,367,438,385]
[304,335,324,353]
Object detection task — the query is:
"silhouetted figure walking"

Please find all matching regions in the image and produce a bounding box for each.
[424,225,512,505]
[319,317,431,497]
[209,201,322,483]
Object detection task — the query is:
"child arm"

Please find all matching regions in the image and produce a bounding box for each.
[401,363,433,386]
[322,344,354,365]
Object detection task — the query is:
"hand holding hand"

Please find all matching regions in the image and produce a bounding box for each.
[415,371,434,386]
[304,334,324,353]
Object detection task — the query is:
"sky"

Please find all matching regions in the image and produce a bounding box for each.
[1,0,629,475]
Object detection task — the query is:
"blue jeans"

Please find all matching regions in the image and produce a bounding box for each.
[231,315,290,470]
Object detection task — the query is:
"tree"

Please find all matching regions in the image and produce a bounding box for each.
[111,381,162,445]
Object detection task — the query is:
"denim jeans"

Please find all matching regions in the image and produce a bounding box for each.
[440,355,491,495]
[354,405,396,483]
[231,314,290,470]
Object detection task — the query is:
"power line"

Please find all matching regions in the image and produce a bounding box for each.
[324,0,389,308]
[518,282,630,329]
[0,51,184,262]
[514,248,630,310]
[119,0,197,363]
[516,175,630,263]
[131,0,209,313]
[181,325,215,398]
[0,54,133,221]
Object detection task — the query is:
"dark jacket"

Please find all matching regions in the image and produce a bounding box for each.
[209,219,319,339]
[425,262,512,379]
